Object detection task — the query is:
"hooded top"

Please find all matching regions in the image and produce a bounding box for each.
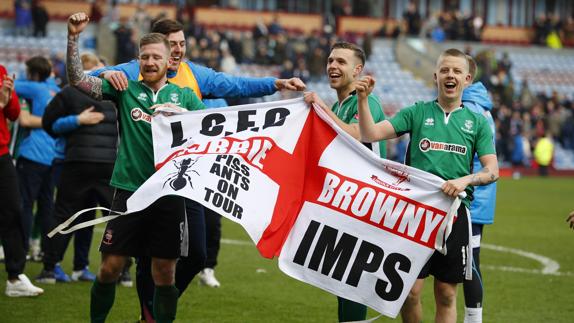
[462,82,497,225]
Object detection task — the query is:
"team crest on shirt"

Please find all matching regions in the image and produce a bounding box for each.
[419,138,467,155]
[102,229,113,245]
[131,108,152,123]
[137,92,147,101]
[424,118,434,126]
[170,93,179,104]
[461,119,474,134]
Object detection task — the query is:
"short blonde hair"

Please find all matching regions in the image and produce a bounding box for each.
[81,52,100,71]
[436,48,469,72]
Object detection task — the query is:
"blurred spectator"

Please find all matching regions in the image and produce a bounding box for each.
[268,14,283,36]
[114,17,137,64]
[90,0,105,24]
[220,48,237,74]
[519,79,536,110]
[308,47,326,81]
[362,32,373,60]
[403,2,422,36]
[431,23,446,43]
[534,132,554,176]
[132,3,151,39]
[31,1,49,38]
[498,52,512,73]
[279,60,294,79]
[14,0,33,36]
[292,57,310,84]
[253,18,268,40]
[51,52,67,87]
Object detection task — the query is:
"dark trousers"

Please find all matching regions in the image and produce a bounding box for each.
[136,200,207,321]
[0,154,27,280]
[16,157,55,252]
[204,207,222,268]
[43,161,114,271]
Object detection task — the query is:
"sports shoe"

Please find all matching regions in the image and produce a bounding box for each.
[36,269,56,284]
[71,267,96,282]
[118,269,133,287]
[0,246,4,263]
[54,264,71,283]
[198,268,220,288]
[6,274,44,297]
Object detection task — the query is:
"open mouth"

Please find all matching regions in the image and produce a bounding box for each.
[171,55,181,64]
[328,71,341,80]
[444,82,456,90]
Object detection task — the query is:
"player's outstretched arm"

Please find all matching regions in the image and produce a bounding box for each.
[66,12,103,100]
[442,154,499,197]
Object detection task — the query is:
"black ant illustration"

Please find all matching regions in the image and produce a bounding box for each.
[163,157,201,191]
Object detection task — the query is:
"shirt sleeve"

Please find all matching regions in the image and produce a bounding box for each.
[189,62,277,98]
[14,80,41,100]
[389,103,417,136]
[350,95,385,124]
[52,115,80,135]
[101,79,120,101]
[184,88,206,111]
[89,60,141,80]
[475,115,496,157]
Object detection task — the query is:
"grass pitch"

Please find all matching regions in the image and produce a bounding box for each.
[1,177,573,322]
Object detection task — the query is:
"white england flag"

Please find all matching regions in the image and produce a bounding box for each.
[51,97,461,318]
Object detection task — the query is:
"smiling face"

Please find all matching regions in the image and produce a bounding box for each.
[139,42,170,84]
[434,54,471,104]
[327,48,362,92]
[166,30,186,71]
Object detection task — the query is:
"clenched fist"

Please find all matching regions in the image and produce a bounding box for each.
[68,12,90,36]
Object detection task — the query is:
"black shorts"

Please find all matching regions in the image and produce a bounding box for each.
[99,189,186,259]
[418,205,470,283]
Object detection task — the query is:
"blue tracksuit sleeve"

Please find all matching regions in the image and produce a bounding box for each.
[188,62,277,98]
[14,80,42,99]
[89,59,141,80]
[52,115,80,134]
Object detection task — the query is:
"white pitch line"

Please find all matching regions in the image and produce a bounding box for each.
[481,243,560,274]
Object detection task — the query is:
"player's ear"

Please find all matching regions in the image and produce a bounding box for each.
[464,72,471,86]
[168,56,174,66]
[354,64,363,77]
[433,72,437,84]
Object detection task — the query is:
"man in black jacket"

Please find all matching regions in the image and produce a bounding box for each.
[37,54,119,283]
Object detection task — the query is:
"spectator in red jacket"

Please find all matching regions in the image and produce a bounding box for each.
[0,64,44,297]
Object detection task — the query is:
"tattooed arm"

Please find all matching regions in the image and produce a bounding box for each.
[441,154,499,197]
[66,12,103,100]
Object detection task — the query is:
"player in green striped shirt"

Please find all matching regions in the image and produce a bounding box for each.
[356,48,499,323]
[67,12,205,323]
[305,41,387,322]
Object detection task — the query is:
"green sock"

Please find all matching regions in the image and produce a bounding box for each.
[337,297,367,322]
[90,279,116,323]
[153,285,179,323]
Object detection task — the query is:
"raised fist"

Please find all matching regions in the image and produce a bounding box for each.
[68,12,90,36]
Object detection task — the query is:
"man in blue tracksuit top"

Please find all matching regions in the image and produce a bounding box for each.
[14,56,60,255]
[461,56,497,323]
[91,19,305,322]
